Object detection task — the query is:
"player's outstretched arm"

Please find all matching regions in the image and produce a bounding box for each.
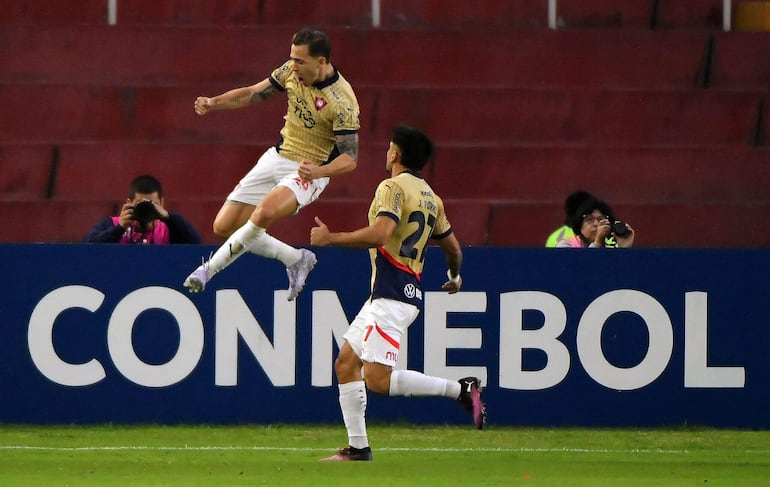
[194,78,277,115]
[311,215,395,249]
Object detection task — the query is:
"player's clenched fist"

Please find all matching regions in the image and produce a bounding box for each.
[298,161,318,182]
[194,96,214,115]
[310,217,331,246]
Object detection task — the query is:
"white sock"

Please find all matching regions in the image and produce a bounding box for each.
[389,370,460,399]
[246,230,302,267]
[205,220,263,276]
[338,381,368,449]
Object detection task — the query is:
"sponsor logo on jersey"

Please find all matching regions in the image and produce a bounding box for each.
[403,283,423,300]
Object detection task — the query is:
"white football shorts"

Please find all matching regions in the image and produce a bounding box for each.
[344,298,420,367]
[227,147,330,212]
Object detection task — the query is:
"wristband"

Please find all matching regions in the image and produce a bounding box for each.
[447,270,461,284]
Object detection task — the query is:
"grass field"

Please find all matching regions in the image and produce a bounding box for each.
[1,424,768,486]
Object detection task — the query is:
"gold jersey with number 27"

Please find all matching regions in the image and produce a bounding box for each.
[368,170,453,307]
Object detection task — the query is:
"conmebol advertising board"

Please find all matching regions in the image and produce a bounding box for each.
[1,244,767,427]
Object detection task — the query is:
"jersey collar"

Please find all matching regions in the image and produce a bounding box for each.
[313,66,340,89]
[403,169,423,179]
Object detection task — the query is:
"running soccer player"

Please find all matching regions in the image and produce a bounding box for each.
[184,28,359,300]
[310,125,486,462]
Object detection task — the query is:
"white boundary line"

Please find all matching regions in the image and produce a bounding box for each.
[2,445,768,454]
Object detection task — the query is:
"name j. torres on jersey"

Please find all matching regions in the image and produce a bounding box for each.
[369,171,452,307]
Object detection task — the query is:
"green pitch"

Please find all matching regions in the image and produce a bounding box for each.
[1,424,768,486]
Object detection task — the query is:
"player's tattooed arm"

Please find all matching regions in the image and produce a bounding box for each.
[250,85,278,104]
[336,133,359,162]
[311,132,358,178]
[211,79,276,110]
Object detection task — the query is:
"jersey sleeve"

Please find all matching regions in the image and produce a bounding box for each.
[431,194,453,239]
[328,78,360,134]
[269,60,293,91]
[374,179,403,223]
[331,99,360,134]
[332,103,360,134]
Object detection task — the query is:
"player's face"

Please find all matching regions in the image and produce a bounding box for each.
[290,44,324,86]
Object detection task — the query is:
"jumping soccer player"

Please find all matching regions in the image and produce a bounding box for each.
[184,28,359,300]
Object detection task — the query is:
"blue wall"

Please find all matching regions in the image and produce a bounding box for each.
[2,244,768,427]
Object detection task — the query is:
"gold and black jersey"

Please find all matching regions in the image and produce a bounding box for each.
[367,170,453,306]
[269,61,359,165]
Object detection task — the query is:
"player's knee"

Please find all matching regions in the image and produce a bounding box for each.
[333,356,346,377]
[363,373,390,395]
[361,364,391,395]
[334,354,359,382]
[212,221,234,239]
[251,205,284,229]
[250,206,275,228]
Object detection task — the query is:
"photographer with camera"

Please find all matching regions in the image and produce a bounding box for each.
[84,175,201,244]
[556,197,635,248]
[545,190,595,247]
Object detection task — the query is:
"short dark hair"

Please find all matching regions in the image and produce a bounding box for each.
[392,124,435,171]
[130,175,163,199]
[570,197,615,235]
[292,28,331,59]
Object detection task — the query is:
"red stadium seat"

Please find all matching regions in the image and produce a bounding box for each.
[2,27,710,90]
[0,144,54,200]
[656,0,724,29]
[47,142,387,202]
[611,202,770,248]
[118,0,269,26]
[0,0,106,24]
[0,200,116,243]
[764,97,770,145]
[487,201,770,248]
[336,30,710,89]
[487,201,564,247]
[0,0,545,29]
[428,145,770,204]
[378,0,548,28]
[163,198,224,244]
[441,199,492,246]
[0,83,288,143]
[369,88,762,146]
[0,24,292,86]
[711,32,770,90]
[50,143,257,201]
[251,0,372,27]
[555,0,654,29]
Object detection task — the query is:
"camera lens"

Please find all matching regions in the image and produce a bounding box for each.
[611,221,629,236]
[132,200,159,224]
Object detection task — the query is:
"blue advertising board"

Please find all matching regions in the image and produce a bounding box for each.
[1,244,768,427]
